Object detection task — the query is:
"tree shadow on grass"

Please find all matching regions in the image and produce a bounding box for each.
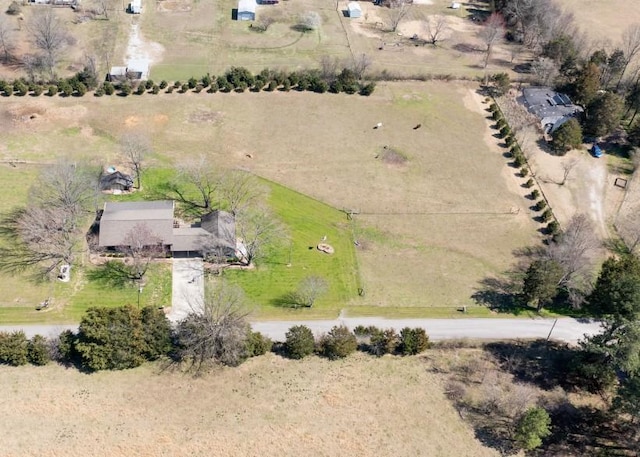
[271,291,310,309]
[471,276,530,315]
[86,261,134,288]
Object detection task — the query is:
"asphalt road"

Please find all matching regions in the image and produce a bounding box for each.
[0,317,602,344]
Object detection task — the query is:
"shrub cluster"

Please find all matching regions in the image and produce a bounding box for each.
[284,325,431,360]
[0,331,51,366]
[0,67,98,98]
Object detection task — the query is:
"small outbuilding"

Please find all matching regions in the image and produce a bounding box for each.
[347,1,362,18]
[100,170,134,193]
[129,0,141,14]
[237,0,256,21]
[450,2,461,9]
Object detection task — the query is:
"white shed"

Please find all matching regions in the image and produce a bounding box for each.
[348,1,362,18]
[237,0,256,21]
[129,0,141,13]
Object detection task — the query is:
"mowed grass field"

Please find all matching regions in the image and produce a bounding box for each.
[0,353,500,457]
[0,81,538,321]
[561,0,640,43]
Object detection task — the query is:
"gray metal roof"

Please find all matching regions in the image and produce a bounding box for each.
[99,201,174,247]
[171,227,210,252]
[521,87,583,125]
[201,210,236,248]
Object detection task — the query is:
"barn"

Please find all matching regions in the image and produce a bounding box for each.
[237,0,256,21]
[348,1,362,18]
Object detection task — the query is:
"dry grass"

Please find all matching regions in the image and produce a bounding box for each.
[0,353,500,457]
[560,0,640,44]
[0,81,539,316]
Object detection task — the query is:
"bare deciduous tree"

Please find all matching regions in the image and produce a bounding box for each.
[530,57,559,86]
[319,55,340,82]
[120,133,150,189]
[30,160,100,221]
[254,13,278,32]
[559,158,578,186]
[388,0,411,33]
[93,0,115,20]
[173,281,251,375]
[351,53,372,80]
[219,169,263,215]
[171,155,220,214]
[546,214,599,292]
[294,276,328,308]
[117,223,164,282]
[423,15,449,46]
[617,23,640,88]
[28,8,67,77]
[236,206,284,266]
[298,11,321,32]
[479,13,505,72]
[0,17,15,63]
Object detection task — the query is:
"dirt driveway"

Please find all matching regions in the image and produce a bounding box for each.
[169,257,204,322]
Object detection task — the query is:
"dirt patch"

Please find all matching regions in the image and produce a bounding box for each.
[124,116,141,127]
[154,114,169,125]
[377,145,409,166]
[156,0,193,12]
[125,23,165,74]
[187,109,224,124]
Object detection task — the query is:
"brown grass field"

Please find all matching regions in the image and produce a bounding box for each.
[0,353,501,457]
[0,81,539,318]
[561,0,640,44]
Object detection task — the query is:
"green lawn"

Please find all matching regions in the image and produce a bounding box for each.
[224,180,360,318]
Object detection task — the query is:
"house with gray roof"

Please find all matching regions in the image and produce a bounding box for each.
[519,87,583,134]
[98,201,236,257]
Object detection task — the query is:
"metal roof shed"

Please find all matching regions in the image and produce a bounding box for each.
[237,0,256,21]
[348,1,362,18]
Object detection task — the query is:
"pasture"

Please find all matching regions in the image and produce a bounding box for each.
[0,81,538,321]
[0,353,500,457]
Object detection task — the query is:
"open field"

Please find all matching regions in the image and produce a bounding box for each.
[0,353,500,457]
[142,0,521,81]
[561,0,640,44]
[0,81,539,322]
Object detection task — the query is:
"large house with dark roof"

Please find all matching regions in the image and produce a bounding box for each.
[98,200,236,257]
[519,87,583,134]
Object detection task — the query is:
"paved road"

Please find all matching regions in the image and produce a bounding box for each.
[1,317,602,344]
[168,258,205,323]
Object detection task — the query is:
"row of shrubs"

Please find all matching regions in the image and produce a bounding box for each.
[0,307,430,371]
[283,324,430,360]
[488,101,559,236]
[0,66,376,98]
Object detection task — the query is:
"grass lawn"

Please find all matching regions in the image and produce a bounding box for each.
[224,180,359,318]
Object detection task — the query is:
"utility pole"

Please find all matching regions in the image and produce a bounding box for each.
[546,318,558,342]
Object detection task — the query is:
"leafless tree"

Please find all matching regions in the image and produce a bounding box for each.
[388,0,411,33]
[351,53,372,80]
[0,17,15,63]
[117,223,164,282]
[558,158,578,186]
[173,281,251,375]
[170,155,220,214]
[319,55,340,82]
[530,57,559,86]
[545,214,599,291]
[219,169,263,215]
[120,133,150,189]
[28,8,67,77]
[294,276,328,308]
[0,207,80,279]
[423,15,450,46]
[236,205,285,266]
[479,13,505,73]
[30,160,100,221]
[22,54,48,81]
[254,13,278,32]
[93,0,115,19]
[617,23,640,88]
[298,11,321,32]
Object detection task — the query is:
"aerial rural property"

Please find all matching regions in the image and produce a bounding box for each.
[0,0,639,455]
